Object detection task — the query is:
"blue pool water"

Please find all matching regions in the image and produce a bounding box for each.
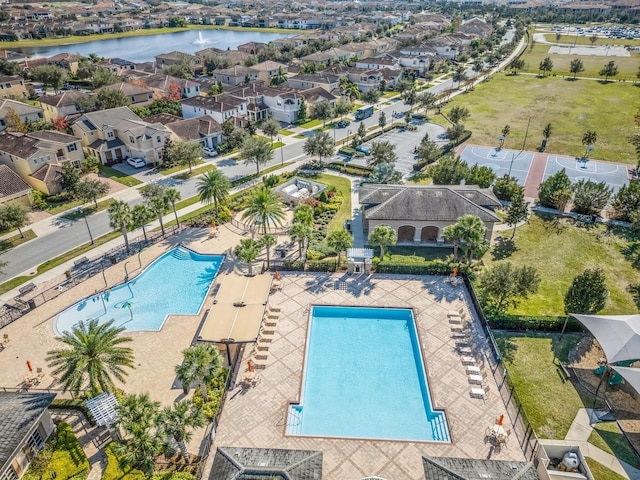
[287,306,450,442]
[56,247,224,333]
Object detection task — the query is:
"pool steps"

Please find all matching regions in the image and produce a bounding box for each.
[171,247,192,260]
[429,415,451,442]
[286,406,303,435]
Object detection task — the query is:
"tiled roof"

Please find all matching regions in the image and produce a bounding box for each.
[0,99,43,117]
[181,94,246,113]
[31,162,62,183]
[209,447,322,480]
[423,456,540,480]
[0,392,56,473]
[0,132,40,158]
[37,90,87,108]
[28,130,79,144]
[165,115,221,140]
[0,165,30,198]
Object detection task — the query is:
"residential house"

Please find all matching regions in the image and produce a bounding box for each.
[96,58,136,76]
[355,57,400,71]
[287,72,340,93]
[0,130,84,194]
[0,392,57,480]
[135,74,201,99]
[45,53,82,74]
[71,106,170,166]
[0,76,28,100]
[252,60,288,85]
[299,48,351,67]
[148,113,223,150]
[237,41,267,55]
[94,82,154,107]
[155,51,201,72]
[0,164,32,207]
[210,66,259,87]
[0,99,44,132]
[38,90,87,123]
[350,68,402,93]
[300,87,337,116]
[359,184,500,244]
[229,84,303,124]
[458,17,493,39]
[180,94,248,125]
[423,456,540,479]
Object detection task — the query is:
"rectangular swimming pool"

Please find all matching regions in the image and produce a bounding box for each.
[287,305,450,442]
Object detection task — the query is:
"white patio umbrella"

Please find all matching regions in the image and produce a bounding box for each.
[612,366,640,394]
[571,314,640,364]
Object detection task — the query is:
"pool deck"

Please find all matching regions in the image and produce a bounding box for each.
[212,273,526,480]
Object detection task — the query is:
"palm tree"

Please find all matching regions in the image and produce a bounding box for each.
[46,318,135,396]
[241,187,285,235]
[344,83,360,101]
[197,169,230,216]
[147,194,168,237]
[132,204,153,243]
[180,344,222,401]
[175,361,197,395]
[289,222,312,258]
[107,200,132,253]
[443,223,464,262]
[368,141,398,167]
[293,204,314,228]
[327,229,352,268]
[455,214,487,264]
[542,123,552,144]
[160,401,205,461]
[270,66,287,86]
[369,225,397,259]
[164,187,181,229]
[259,234,277,270]
[234,238,260,275]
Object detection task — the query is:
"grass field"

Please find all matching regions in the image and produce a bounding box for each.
[313,174,351,233]
[585,458,627,480]
[519,42,640,79]
[444,73,638,162]
[588,421,640,469]
[0,230,36,251]
[98,165,142,187]
[483,214,640,316]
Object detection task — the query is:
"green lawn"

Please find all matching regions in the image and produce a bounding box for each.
[378,246,450,263]
[444,73,638,163]
[299,119,322,129]
[61,198,115,220]
[493,332,593,439]
[159,160,205,176]
[279,129,295,136]
[519,41,640,79]
[313,174,351,232]
[588,421,640,469]
[98,165,143,187]
[483,214,640,316]
[0,229,36,251]
[585,458,627,480]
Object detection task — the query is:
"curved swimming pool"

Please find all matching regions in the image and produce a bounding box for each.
[55,247,224,333]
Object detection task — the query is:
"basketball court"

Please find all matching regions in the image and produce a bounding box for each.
[459,145,535,186]
[543,155,630,193]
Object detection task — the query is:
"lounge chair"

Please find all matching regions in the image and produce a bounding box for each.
[593,365,606,375]
[462,356,477,365]
[609,371,624,386]
[471,384,490,399]
[466,365,481,374]
[468,374,483,384]
[448,307,465,318]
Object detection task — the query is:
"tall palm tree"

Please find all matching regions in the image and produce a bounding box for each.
[259,234,277,270]
[234,238,260,276]
[175,361,197,395]
[108,200,132,253]
[327,228,353,268]
[241,187,286,235]
[164,187,182,229]
[369,225,397,260]
[132,204,153,243]
[197,169,230,216]
[456,214,487,264]
[443,223,464,262]
[270,66,288,86]
[293,204,314,228]
[160,400,205,461]
[581,130,597,159]
[181,344,222,401]
[289,222,312,258]
[147,194,168,236]
[46,318,135,396]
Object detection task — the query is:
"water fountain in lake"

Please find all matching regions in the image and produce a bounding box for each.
[193,31,210,45]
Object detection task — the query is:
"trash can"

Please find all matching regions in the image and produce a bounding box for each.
[28,299,37,310]
[108,255,118,265]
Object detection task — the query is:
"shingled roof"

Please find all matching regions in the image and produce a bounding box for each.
[0,392,56,473]
[360,185,500,223]
[209,447,322,480]
[0,165,30,199]
[423,456,540,480]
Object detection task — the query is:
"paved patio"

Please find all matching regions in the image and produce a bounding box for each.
[212,273,526,480]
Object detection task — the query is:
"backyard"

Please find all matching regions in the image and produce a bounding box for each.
[442,73,638,162]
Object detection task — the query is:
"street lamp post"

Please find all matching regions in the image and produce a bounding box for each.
[278,136,283,166]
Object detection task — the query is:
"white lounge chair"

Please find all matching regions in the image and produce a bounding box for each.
[468,374,483,384]
[471,384,490,399]
[462,356,477,365]
[466,365,481,374]
[448,307,465,318]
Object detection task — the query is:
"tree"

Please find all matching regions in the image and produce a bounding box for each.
[293,204,314,228]
[303,131,334,165]
[234,238,260,275]
[612,181,640,222]
[538,169,572,211]
[159,401,205,461]
[378,110,387,133]
[164,58,194,80]
[369,225,397,259]
[132,204,154,243]
[362,89,380,104]
[599,60,618,82]
[581,130,597,159]
[569,58,584,79]
[542,123,552,145]
[0,204,29,237]
[4,107,26,133]
[505,190,528,239]
[508,58,525,75]
[426,155,468,185]
[258,233,277,270]
[96,88,132,109]
[334,99,351,119]
[46,318,134,396]
[32,65,67,92]
[241,187,285,235]
[367,163,403,184]
[313,101,334,127]
[539,57,554,76]
[241,136,272,176]
[298,98,307,122]
[368,140,397,167]
[197,169,230,216]
[166,139,201,174]
[465,164,496,188]
[289,222,312,257]
[477,262,540,314]
[493,174,521,201]
[452,65,467,88]
[402,87,417,112]
[444,214,488,264]
[343,82,360,101]
[270,66,288,86]
[108,200,132,253]
[564,268,607,315]
[357,122,367,142]
[262,117,280,145]
[448,106,470,124]
[164,187,181,228]
[179,344,222,401]
[327,229,352,268]
[417,91,437,116]
[416,135,441,166]
[499,124,510,149]
[74,177,109,208]
[142,185,169,237]
[91,68,119,89]
[589,35,598,47]
[571,180,611,215]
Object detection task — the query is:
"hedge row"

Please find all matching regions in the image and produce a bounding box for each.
[487,314,585,332]
[326,162,373,177]
[374,261,457,275]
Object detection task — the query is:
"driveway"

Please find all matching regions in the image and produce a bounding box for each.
[110,162,165,183]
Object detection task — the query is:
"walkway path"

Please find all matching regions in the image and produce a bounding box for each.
[524,151,548,198]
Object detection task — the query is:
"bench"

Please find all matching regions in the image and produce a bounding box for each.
[18,283,36,296]
[73,256,89,267]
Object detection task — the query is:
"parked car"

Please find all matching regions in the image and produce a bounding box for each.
[355,145,370,155]
[203,147,218,157]
[336,120,350,128]
[126,157,146,168]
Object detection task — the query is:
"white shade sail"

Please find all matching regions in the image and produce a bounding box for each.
[612,366,640,395]
[571,314,640,365]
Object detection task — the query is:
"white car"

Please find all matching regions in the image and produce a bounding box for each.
[126,157,146,168]
[203,147,218,157]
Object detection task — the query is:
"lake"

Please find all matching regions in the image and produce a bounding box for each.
[13,29,292,62]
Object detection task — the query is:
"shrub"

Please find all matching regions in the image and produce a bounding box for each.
[32,190,47,209]
[151,474,195,480]
[192,368,228,420]
[306,249,322,261]
[187,206,231,228]
[374,260,456,275]
[103,443,145,480]
[306,260,338,272]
